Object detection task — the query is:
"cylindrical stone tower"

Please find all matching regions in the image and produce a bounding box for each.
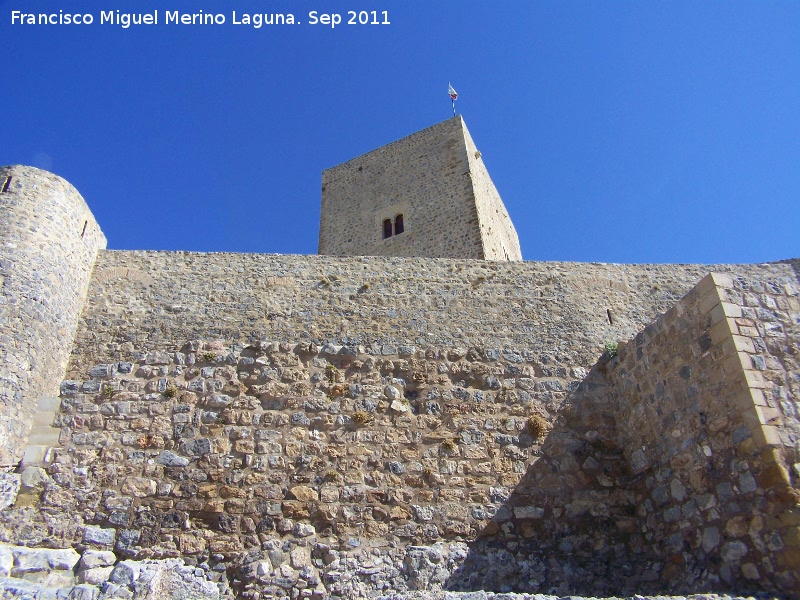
[0,165,106,467]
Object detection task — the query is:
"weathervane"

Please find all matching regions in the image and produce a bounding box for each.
[448,83,458,116]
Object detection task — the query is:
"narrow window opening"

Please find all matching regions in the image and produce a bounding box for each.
[383,218,393,239]
[606,309,614,325]
[81,220,88,238]
[394,214,404,235]
[1,176,11,193]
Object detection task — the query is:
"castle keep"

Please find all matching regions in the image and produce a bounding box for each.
[319,117,521,261]
[0,118,798,600]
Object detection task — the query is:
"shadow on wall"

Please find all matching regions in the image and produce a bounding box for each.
[445,361,659,596]
[445,339,798,597]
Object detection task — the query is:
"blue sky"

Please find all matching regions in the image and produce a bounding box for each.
[3,0,798,264]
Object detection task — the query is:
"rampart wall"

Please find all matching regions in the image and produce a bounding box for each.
[606,271,800,589]
[0,255,795,599]
[452,271,800,595]
[67,251,794,378]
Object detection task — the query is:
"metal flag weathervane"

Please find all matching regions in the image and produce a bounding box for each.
[448,83,458,116]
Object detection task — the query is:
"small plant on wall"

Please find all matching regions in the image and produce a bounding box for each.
[325,364,337,384]
[352,411,371,426]
[441,438,458,453]
[527,414,550,441]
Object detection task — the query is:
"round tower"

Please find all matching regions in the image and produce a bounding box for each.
[0,165,106,467]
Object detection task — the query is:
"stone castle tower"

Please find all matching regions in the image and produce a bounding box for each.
[0,165,106,467]
[318,116,522,261]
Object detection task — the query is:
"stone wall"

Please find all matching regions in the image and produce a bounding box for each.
[318,117,520,260]
[436,271,800,597]
[0,165,106,466]
[1,266,798,598]
[67,251,795,379]
[3,339,585,598]
[603,272,798,593]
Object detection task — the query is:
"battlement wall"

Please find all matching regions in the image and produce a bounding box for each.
[68,250,796,380]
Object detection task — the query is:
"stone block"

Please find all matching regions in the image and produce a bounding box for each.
[290,485,319,502]
[755,405,782,426]
[513,506,544,520]
[77,565,115,584]
[156,450,189,467]
[19,466,48,490]
[36,397,61,412]
[69,584,101,600]
[722,352,748,377]
[731,334,756,354]
[26,426,60,446]
[83,526,116,546]
[32,410,55,427]
[709,318,734,346]
[80,550,117,569]
[694,273,719,298]
[0,473,21,510]
[121,477,157,498]
[699,290,723,316]
[12,547,80,573]
[709,301,743,325]
[710,272,735,289]
[39,571,75,587]
[753,424,784,448]
[0,545,13,576]
[742,369,766,389]
[749,388,769,407]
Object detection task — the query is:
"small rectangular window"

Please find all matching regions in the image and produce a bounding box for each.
[1,176,11,193]
[383,218,393,239]
[394,214,404,235]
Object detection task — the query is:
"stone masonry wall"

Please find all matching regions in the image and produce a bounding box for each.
[460,124,522,261]
[0,165,106,466]
[437,272,800,597]
[2,339,588,598]
[318,117,516,260]
[67,251,796,380]
[602,272,799,593]
[730,270,800,461]
[1,267,798,598]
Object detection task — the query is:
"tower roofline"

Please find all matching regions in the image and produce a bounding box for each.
[323,116,464,173]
